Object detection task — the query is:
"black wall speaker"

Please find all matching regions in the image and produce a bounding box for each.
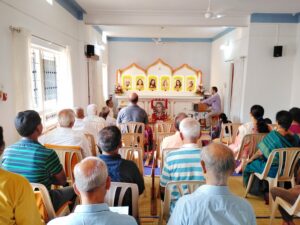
[85,44,95,57]
[273,45,283,57]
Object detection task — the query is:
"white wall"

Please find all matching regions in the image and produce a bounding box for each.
[210,28,249,118]
[291,24,300,108]
[0,0,106,145]
[107,41,212,95]
[242,23,297,122]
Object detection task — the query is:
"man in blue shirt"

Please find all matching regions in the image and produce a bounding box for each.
[168,143,256,225]
[48,157,137,225]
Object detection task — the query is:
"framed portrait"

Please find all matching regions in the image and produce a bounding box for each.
[185,75,197,92]
[160,76,171,91]
[122,75,133,91]
[150,99,168,122]
[135,75,146,91]
[148,75,158,91]
[172,75,184,92]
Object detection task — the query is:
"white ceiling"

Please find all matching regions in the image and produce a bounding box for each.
[76,0,300,38]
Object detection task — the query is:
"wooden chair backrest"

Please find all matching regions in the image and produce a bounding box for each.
[219,123,241,144]
[154,122,175,137]
[104,182,139,218]
[84,133,97,156]
[261,148,300,182]
[156,132,175,159]
[162,180,205,221]
[44,144,82,184]
[236,133,267,160]
[119,147,144,175]
[119,122,145,134]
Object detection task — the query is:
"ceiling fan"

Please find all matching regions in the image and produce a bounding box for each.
[204,0,224,19]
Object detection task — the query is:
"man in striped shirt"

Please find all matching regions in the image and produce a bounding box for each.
[160,117,204,213]
[2,110,76,211]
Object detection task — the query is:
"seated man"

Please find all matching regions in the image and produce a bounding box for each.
[48,157,137,225]
[0,126,43,225]
[106,98,115,118]
[161,113,187,151]
[98,126,145,216]
[84,104,106,141]
[168,143,256,225]
[2,110,76,212]
[100,106,116,126]
[39,109,91,157]
[160,117,204,212]
[73,107,85,131]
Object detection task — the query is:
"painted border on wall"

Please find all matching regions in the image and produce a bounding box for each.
[251,13,300,23]
[55,0,85,20]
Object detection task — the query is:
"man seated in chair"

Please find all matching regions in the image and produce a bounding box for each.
[160,118,204,213]
[98,126,145,216]
[1,110,76,213]
[201,86,221,127]
[39,109,92,157]
[0,126,44,225]
[48,157,137,225]
[73,107,85,131]
[161,112,188,151]
[168,143,256,225]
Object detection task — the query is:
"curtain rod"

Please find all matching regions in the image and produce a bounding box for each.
[9,26,66,49]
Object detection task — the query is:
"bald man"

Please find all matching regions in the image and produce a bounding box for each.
[48,157,137,225]
[161,113,188,152]
[39,109,92,157]
[117,93,148,125]
[168,143,256,225]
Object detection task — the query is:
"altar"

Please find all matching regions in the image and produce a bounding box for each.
[114,59,206,120]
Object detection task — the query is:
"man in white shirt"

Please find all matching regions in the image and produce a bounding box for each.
[83,104,106,141]
[168,143,256,225]
[73,107,85,131]
[48,157,137,225]
[100,106,116,126]
[106,99,115,118]
[39,109,91,157]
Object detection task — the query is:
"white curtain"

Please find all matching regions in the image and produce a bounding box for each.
[12,28,33,112]
[229,57,245,122]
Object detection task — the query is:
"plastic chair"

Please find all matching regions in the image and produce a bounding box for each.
[119,122,145,134]
[159,180,205,225]
[119,147,144,175]
[44,144,83,184]
[154,122,175,138]
[104,182,139,218]
[31,183,70,223]
[270,195,300,225]
[84,133,97,156]
[245,148,300,202]
[155,132,175,161]
[219,123,241,145]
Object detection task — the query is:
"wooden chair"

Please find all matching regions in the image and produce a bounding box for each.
[159,180,205,225]
[245,148,300,202]
[104,182,139,218]
[84,133,97,156]
[155,132,174,161]
[44,144,83,184]
[31,183,70,223]
[270,195,300,225]
[219,123,241,145]
[119,147,144,175]
[154,122,175,138]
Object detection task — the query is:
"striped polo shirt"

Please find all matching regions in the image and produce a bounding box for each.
[1,139,63,190]
[160,144,204,212]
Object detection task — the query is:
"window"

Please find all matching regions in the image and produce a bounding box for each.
[30,45,65,129]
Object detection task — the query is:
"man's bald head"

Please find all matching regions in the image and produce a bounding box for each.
[129,92,138,104]
[175,113,188,131]
[74,107,84,119]
[201,143,235,184]
[58,109,75,128]
[74,157,108,192]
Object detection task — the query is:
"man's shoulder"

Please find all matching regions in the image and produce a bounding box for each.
[120,159,139,171]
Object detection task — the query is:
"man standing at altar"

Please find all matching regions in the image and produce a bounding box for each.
[117,92,148,125]
[201,86,222,127]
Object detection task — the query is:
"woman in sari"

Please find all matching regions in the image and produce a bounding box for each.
[243,111,300,202]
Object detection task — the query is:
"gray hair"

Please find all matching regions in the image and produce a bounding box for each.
[87,104,98,116]
[74,157,108,192]
[201,143,235,182]
[58,109,75,127]
[179,117,200,140]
